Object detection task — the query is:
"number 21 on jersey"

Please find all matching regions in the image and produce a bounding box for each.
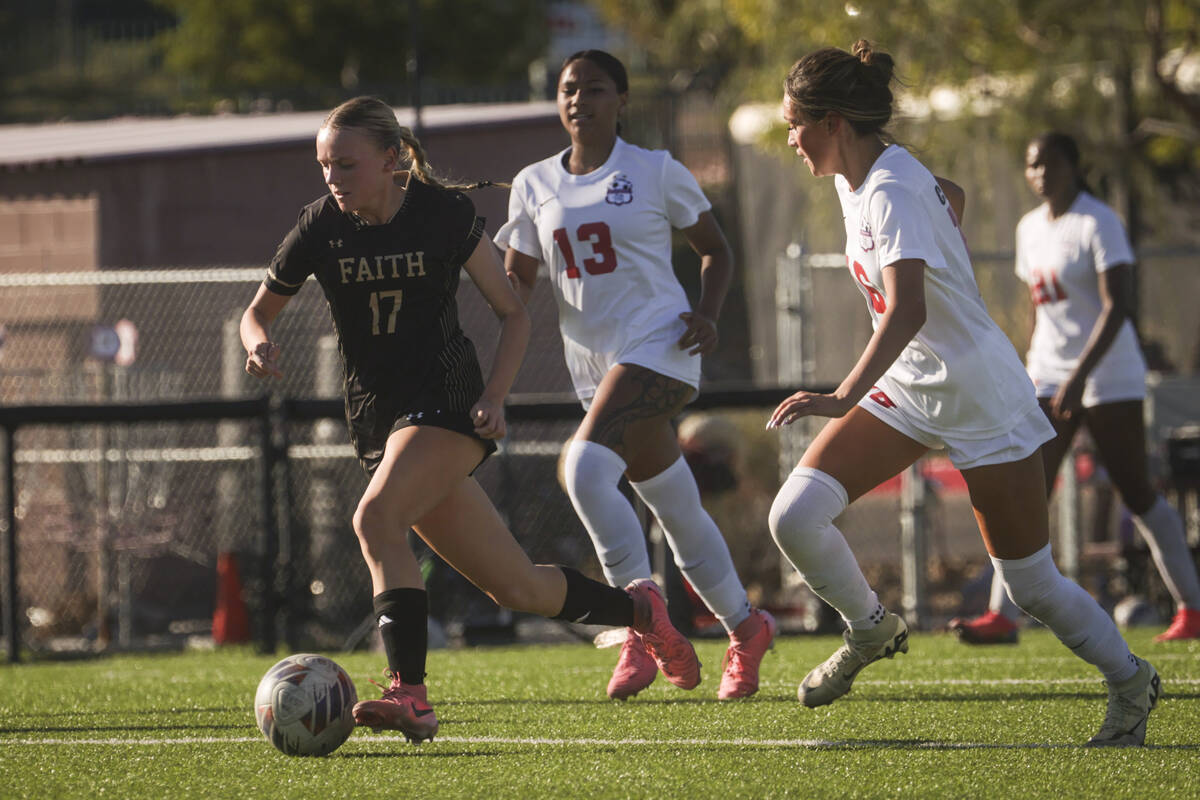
[1028,268,1067,306]
[552,223,618,278]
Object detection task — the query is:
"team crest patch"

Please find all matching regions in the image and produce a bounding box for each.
[858,219,875,252]
[606,174,633,206]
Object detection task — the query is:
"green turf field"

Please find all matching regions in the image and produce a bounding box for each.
[2,629,1197,799]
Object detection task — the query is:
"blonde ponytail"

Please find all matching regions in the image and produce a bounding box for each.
[322,96,507,191]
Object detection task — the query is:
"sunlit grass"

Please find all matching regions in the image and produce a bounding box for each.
[2,629,1197,799]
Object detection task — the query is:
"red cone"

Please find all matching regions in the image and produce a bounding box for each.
[212,551,250,644]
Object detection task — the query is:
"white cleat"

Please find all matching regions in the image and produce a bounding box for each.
[1086,658,1160,747]
[798,612,908,708]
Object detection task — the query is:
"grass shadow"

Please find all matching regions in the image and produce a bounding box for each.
[338,749,502,759]
[4,707,243,719]
[442,695,801,708]
[0,723,252,734]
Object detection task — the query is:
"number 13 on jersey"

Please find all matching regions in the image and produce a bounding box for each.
[552,223,619,278]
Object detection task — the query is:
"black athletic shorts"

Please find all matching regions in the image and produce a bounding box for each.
[347,390,497,477]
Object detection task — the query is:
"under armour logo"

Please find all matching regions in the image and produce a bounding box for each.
[329,239,344,249]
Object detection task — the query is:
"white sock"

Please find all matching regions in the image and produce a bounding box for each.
[992,543,1137,682]
[768,466,880,629]
[562,440,651,589]
[1133,496,1200,611]
[847,601,887,632]
[631,456,751,631]
[988,568,1022,621]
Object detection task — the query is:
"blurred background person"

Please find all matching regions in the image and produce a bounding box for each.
[951,131,1200,644]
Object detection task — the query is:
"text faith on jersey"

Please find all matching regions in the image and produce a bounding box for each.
[338,252,427,284]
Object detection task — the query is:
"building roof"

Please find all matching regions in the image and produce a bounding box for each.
[0,101,558,169]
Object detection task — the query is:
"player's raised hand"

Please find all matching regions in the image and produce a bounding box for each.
[471,397,507,440]
[766,390,852,428]
[245,341,283,379]
[677,311,718,356]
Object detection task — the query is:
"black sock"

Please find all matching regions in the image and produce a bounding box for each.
[373,588,428,685]
[551,566,635,627]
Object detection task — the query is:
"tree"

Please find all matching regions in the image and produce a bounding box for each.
[151,0,548,110]
[590,0,1200,244]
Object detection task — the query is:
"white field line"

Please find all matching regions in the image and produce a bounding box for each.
[2,676,1195,750]
[858,677,1200,686]
[880,652,1200,665]
[749,677,1200,688]
[0,734,1088,750]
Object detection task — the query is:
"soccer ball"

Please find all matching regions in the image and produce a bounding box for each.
[254,654,358,756]
[1113,595,1163,629]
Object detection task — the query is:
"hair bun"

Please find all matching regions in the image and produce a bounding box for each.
[852,39,894,87]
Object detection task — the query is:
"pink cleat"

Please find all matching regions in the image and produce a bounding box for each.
[352,672,438,743]
[718,608,777,699]
[626,579,701,690]
[949,610,1018,644]
[607,629,658,700]
[1154,608,1200,641]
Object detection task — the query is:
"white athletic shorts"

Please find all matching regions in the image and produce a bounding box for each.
[1031,375,1145,408]
[568,318,701,409]
[857,388,1055,471]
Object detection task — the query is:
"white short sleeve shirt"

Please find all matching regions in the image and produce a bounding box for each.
[837,145,1038,439]
[494,138,710,395]
[1015,191,1145,398]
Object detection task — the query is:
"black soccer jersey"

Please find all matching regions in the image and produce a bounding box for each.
[264,177,486,414]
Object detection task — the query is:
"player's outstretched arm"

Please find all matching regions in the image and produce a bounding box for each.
[465,236,531,439]
[1052,262,1135,418]
[768,259,926,428]
[678,210,734,356]
[240,283,291,379]
[503,247,539,306]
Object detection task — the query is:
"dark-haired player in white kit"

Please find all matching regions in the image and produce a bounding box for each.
[241,96,699,743]
[951,131,1200,644]
[497,50,774,700]
[769,41,1159,746]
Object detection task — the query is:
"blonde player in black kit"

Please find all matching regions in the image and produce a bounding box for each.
[240,96,699,744]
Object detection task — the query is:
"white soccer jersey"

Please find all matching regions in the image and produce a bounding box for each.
[494,138,710,398]
[837,145,1038,438]
[1015,191,1145,400]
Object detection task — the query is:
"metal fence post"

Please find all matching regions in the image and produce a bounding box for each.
[1058,447,1080,582]
[258,396,278,654]
[899,465,929,629]
[217,315,246,557]
[308,336,343,639]
[776,244,811,595]
[775,243,809,481]
[275,399,297,652]
[3,425,18,663]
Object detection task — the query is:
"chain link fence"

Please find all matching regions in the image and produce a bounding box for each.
[2,268,816,658]
[777,246,1200,629]
[8,241,1198,658]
